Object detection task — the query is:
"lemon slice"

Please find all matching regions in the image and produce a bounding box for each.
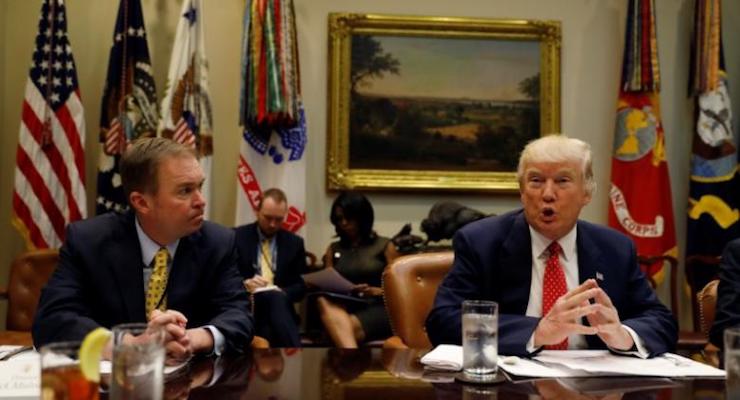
[78,327,112,383]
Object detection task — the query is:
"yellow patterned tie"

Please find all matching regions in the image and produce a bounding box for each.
[260,239,274,285]
[146,247,169,318]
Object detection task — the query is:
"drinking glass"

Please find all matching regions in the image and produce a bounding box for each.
[462,300,499,380]
[40,341,99,400]
[110,323,166,400]
[726,326,740,399]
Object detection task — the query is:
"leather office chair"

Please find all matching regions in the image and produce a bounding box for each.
[697,279,720,368]
[0,249,59,345]
[697,279,719,337]
[381,251,453,349]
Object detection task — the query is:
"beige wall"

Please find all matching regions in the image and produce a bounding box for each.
[1,0,739,329]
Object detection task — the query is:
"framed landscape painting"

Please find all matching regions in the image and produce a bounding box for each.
[326,13,561,192]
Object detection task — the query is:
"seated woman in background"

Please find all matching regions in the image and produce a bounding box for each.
[317,192,396,348]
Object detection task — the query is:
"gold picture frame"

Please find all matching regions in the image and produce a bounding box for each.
[326,13,561,192]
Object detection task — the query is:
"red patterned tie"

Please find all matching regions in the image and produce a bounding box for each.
[542,241,568,350]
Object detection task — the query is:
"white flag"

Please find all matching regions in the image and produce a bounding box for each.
[235,106,307,234]
[159,0,214,218]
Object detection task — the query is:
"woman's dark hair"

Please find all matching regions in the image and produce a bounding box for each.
[330,192,375,245]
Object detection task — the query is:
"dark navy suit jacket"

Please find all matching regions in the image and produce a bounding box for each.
[32,211,254,353]
[426,209,677,357]
[233,223,307,304]
[710,238,740,349]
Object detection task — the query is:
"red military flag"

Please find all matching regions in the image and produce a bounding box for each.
[608,0,677,283]
[236,0,307,234]
[12,0,86,249]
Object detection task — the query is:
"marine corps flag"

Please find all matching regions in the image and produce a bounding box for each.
[608,0,677,283]
[160,0,214,218]
[687,0,739,259]
[235,0,307,233]
[97,0,158,214]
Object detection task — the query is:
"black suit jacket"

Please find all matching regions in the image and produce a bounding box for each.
[710,238,740,348]
[426,209,677,357]
[32,211,254,353]
[234,223,307,303]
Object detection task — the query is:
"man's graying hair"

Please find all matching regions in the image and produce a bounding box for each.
[516,135,596,196]
[120,137,196,198]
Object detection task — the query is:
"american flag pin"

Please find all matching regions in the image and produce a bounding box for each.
[596,272,604,281]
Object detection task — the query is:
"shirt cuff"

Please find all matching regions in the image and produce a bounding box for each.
[204,355,226,387]
[609,325,649,359]
[203,325,226,357]
[526,332,539,353]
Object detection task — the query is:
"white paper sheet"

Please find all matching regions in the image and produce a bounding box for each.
[420,344,463,371]
[506,350,726,378]
[420,346,726,378]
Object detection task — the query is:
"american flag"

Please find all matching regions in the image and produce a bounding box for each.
[159,0,213,217]
[172,111,197,149]
[97,0,158,215]
[12,0,86,249]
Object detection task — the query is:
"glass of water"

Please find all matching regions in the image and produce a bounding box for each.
[726,326,740,399]
[462,300,498,380]
[110,323,165,400]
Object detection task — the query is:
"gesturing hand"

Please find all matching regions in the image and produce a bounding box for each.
[534,280,600,347]
[584,280,634,351]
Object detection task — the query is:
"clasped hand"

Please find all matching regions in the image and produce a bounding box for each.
[149,309,214,365]
[534,279,634,351]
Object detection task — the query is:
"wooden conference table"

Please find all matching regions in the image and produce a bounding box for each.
[128,347,727,400]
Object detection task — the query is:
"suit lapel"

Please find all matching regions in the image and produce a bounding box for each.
[499,213,533,314]
[168,232,200,309]
[108,212,146,321]
[245,224,259,277]
[576,222,604,284]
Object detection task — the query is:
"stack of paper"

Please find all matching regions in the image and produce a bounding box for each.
[420,346,726,378]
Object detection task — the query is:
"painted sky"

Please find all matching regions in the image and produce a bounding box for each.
[355,35,540,101]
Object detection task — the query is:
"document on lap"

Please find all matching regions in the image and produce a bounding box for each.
[301,268,355,294]
[420,346,726,378]
[252,285,280,294]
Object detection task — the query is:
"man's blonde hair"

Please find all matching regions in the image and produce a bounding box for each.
[120,137,196,198]
[516,134,596,195]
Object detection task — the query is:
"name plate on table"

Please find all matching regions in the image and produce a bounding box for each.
[0,355,40,398]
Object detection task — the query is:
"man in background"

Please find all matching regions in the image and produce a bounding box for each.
[235,188,307,347]
[33,137,253,361]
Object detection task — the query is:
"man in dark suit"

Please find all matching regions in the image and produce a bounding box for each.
[427,135,677,358]
[709,238,740,350]
[33,138,253,361]
[235,188,307,347]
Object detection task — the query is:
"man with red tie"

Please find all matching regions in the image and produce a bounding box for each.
[426,135,677,358]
